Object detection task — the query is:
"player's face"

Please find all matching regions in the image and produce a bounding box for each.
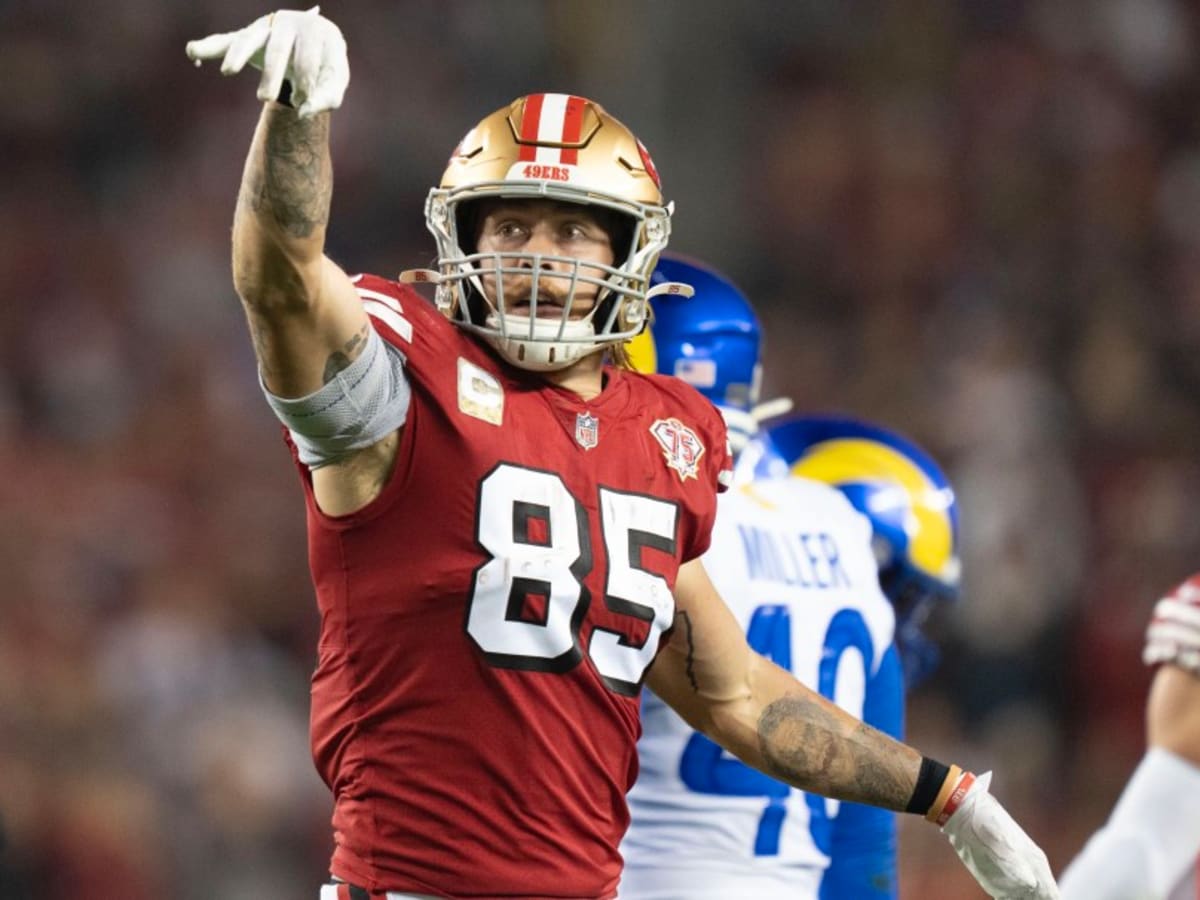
[474,200,616,319]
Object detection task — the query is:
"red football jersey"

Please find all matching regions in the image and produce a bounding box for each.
[290,275,732,898]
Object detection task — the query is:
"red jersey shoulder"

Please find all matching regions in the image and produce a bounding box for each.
[350,273,513,414]
[622,370,733,492]
[350,273,465,354]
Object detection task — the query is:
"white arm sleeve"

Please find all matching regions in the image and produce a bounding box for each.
[1060,748,1200,900]
[261,327,410,468]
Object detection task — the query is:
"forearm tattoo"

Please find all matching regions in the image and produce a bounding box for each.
[322,323,370,384]
[756,694,915,811]
[238,109,332,239]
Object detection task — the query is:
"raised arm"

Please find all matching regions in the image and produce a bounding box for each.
[1060,575,1200,899]
[1145,576,1200,767]
[233,100,365,398]
[1147,664,1200,765]
[651,558,1059,899]
[189,10,404,515]
[188,8,363,395]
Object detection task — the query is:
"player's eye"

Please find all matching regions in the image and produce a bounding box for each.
[495,221,528,239]
[562,222,600,242]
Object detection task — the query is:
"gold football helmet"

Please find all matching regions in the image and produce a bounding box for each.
[401,94,681,371]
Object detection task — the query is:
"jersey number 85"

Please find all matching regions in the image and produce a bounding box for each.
[468,463,680,696]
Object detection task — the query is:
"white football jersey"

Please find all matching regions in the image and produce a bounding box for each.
[621,477,897,899]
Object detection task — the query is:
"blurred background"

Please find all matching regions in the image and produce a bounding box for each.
[4,0,1200,896]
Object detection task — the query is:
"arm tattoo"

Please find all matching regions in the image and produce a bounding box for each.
[756,694,914,811]
[238,109,332,239]
[322,323,370,384]
[672,610,699,692]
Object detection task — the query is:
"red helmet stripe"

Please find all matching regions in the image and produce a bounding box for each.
[637,138,661,188]
[517,94,589,165]
[517,93,546,162]
[559,94,586,164]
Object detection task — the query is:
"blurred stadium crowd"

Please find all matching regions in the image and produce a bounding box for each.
[4,1,1200,896]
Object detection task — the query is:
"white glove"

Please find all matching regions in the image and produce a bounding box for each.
[1143,575,1200,675]
[942,772,1060,899]
[185,7,349,118]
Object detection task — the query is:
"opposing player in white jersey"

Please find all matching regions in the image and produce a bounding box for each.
[622,256,960,899]
[1060,573,1200,900]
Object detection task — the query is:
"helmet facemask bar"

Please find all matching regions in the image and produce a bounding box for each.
[471,251,634,337]
[416,181,670,370]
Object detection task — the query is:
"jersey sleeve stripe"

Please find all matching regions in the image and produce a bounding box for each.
[356,287,404,310]
[364,299,414,342]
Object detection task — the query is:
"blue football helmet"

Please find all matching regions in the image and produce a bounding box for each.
[752,414,961,688]
[628,254,767,453]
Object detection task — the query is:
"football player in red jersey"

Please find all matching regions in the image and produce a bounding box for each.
[1060,574,1200,899]
[186,9,1058,900]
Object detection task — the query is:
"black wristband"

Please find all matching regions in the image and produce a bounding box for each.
[277,79,294,108]
[906,756,950,814]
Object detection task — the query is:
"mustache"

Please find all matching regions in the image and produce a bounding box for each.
[490,282,572,308]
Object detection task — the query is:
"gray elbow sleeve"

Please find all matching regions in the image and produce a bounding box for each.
[261,328,411,468]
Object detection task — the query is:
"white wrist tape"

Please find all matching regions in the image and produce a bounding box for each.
[1060,747,1200,899]
[262,327,410,468]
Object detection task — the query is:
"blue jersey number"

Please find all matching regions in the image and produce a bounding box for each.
[806,609,875,855]
[678,605,873,857]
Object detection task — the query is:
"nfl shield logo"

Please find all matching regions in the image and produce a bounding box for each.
[575,412,599,450]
